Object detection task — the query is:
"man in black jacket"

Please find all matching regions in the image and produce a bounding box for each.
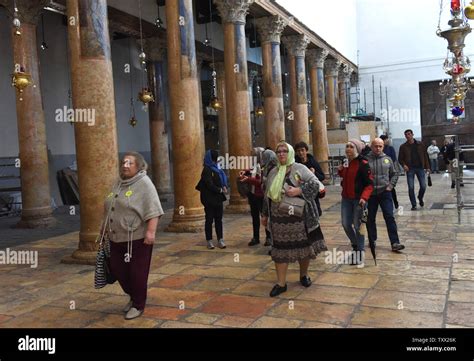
[294,141,325,216]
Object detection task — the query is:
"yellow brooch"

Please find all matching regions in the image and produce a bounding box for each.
[107,192,114,198]
[125,190,133,197]
[384,158,390,164]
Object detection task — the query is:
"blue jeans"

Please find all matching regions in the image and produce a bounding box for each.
[430,159,439,172]
[341,198,365,252]
[367,191,400,245]
[406,167,426,207]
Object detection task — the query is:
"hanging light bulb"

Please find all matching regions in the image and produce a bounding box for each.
[41,41,48,50]
[139,51,146,65]
[11,66,32,101]
[155,17,163,28]
[210,97,222,110]
[204,37,211,46]
[255,106,264,117]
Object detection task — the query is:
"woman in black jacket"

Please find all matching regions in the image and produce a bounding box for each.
[196,150,228,249]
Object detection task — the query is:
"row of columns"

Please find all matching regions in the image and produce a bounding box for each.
[3,0,354,264]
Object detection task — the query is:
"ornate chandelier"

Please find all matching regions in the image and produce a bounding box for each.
[437,0,473,123]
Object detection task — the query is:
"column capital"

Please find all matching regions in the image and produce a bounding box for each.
[325,58,342,77]
[255,15,288,44]
[339,64,354,82]
[281,35,310,57]
[142,37,167,62]
[213,0,254,24]
[0,0,50,25]
[306,48,329,69]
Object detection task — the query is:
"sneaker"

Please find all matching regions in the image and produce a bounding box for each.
[269,284,287,297]
[217,239,226,249]
[248,238,260,246]
[391,243,405,252]
[123,299,133,313]
[124,307,143,320]
[356,262,365,269]
[300,275,312,288]
[207,240,215,249]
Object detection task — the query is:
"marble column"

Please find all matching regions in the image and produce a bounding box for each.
[339,64,353,118]
[255,15,287,149]
[325,58,342,129]
[165,0,205,232]
[214,0,253,213]
[2,0,55,228]
[213,62,228,156]
[282,35,310,145]
[63,0,119,264]
[197,54,209,159]
[307,48,330,179]
[143,38,172,200]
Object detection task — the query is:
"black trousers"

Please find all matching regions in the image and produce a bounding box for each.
[248,192,271,241]
[204,203,223,241]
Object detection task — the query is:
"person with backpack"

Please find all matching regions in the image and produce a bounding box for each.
[196,150,228,250]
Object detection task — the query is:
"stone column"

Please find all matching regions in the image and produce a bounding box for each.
[214,62,228,155]
[63,0,119,264]
[165,0,205,231]
[214,0,253,213]
[325,58,342,129]
[282,35,310,145]
[196,54,208,159]
[2,0,55,228]
[339,64,353,118]
[255,15,287,149]
[143,38,172,200]
[307,48,330,179]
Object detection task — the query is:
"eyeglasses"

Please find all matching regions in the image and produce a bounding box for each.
[276,150,289,154]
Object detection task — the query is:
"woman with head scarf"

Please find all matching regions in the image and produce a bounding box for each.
[338,139,374,268]
[238,147,272,247]
[103,151,164,320]
[261,142,327,297]
[196,150,228,250]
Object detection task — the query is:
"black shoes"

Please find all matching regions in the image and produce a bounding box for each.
[391,243,405,252]
[451,182,455,189]
[248,238,260,246]
[411,206,417,211]
[270,284,287,297]
[264,237,272,247]
[418,198,424,207]
[300,275,312,288]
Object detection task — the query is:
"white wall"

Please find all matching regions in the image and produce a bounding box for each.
[356,0,474,140]
[275,0,358,63]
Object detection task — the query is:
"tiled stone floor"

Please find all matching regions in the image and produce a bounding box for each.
[1,172,474,328]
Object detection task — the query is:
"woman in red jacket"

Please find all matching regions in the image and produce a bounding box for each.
[338,139,374,268]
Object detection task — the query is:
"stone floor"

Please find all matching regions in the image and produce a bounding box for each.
[1,171,474,328]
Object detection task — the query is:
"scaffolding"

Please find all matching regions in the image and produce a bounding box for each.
[453,136,474,224]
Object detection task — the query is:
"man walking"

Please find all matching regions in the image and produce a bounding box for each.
[398,129,431,211]
[380,134,400,209]
[427,140,441,174]
[366,138,405,252]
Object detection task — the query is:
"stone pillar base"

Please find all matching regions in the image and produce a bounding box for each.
[16,211,56,229]
[61,249,97,266]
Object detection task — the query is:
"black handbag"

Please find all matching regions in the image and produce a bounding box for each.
[94,238,116,289]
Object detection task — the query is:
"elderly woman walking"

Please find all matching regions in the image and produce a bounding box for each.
[261,142,327,297]
[102,151,164,320]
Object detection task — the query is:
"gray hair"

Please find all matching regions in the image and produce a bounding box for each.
[122,151,148,172]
